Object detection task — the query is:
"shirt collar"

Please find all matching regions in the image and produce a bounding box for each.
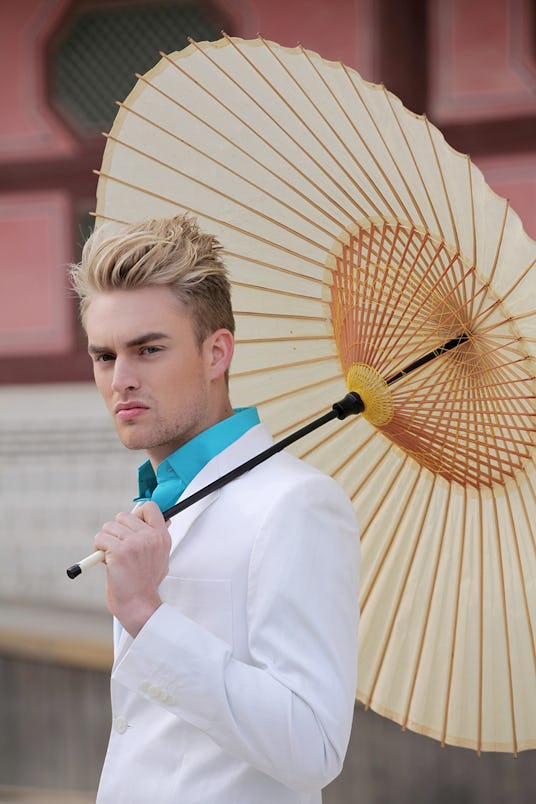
[136,407,260,509]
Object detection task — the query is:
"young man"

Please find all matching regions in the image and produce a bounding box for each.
[71,214,360,803]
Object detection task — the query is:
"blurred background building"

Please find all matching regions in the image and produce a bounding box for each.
[0,0,535,800]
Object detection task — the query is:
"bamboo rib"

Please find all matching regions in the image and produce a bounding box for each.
[115,92,345,231]
[270,402,342,441]
[232,280,324,304]
[357,225,374,364]
[507,480,536,705]
[450,336,527,368]
[455,154,478,321]
[184,38,374,220]
[393,407,534,449]
[490,494,518,756]
[231,353,335,379]
[260,36,407,224]
[424,117,461,255]
[522,468,536,554]
[354,229,368,357]
[235,314,326,329]
[341,245,466,372]
[467,156,478,276]
[372,266,474,378]
[362,466,427,706]
[517,474,536,752]
[401,475,445,731]
[381,88,444,239]
[359,223,402,367]
[91,211,131,226]
[338,226,469,315]
[222,250,327,285]
[394,363,534,401]
[425,366,472,476]
[472,201,510,323]
[478,490,484,755]
[394,374,534,428]
[234,334,333,345]
[342,65,429,231]
[358,456,415,603]
[105,121,336,244]
[485,367,535,472]
[349,442,401,537]
[440,486,467,747]
[356,231,439,369]
[95,170,331,272]
[297,412,362,464]
[155,55,360,225]
[384,424,521,485]
[299,45,415,225]
[463,156,482,321]
[474,373,509,479]
[365,326,530,409]
[501,309,536,324]
[384,434,492,489]
[475,260,536,332]
[101,133,333,256]
[228,34,424,226]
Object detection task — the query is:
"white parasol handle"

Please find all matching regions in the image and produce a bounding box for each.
[66,550,105,579]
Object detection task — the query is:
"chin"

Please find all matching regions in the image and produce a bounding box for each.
[115,426,149,452]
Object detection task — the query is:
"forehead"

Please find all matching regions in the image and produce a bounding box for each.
[85,286,191,341]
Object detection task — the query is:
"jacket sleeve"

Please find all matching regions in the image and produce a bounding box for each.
[111,473,360,792]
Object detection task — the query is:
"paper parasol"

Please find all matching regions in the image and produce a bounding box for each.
[93,35,536,754]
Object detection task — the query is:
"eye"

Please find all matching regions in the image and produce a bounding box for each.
[141,345,161,355]
[95,353,115,363]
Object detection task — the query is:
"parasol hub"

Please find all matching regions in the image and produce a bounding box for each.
[346,363,394,427]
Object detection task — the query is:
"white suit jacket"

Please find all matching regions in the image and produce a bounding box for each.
[97,423,360,804]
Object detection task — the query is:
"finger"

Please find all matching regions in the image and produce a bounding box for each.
[134,501,168,527]
[115,510,152,531]
[100,520,128,539]
[94,529,124,553]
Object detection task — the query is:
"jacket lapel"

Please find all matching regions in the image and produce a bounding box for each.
[166,423,274,556]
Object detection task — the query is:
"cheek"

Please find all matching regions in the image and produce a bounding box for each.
[93,368,113,404]
[164,363,205,407]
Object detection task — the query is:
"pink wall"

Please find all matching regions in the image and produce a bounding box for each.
[429,0,536,123]
[0,191,72,355]
[0,0,75,160]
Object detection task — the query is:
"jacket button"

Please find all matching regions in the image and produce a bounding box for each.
[114,716,128,735]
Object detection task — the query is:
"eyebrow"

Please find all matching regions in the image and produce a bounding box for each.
[88,332,171,355]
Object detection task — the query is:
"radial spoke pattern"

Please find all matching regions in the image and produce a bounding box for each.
[94,35,536,753]
[329,222,535,487]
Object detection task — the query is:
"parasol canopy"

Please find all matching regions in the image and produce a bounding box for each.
[93,35,536,755]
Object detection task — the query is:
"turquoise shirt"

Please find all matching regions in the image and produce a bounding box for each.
[134,407,260,514]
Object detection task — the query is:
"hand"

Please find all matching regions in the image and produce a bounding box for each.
[94,501,171,637]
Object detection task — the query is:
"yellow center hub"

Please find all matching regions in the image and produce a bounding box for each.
[346,363,394,427]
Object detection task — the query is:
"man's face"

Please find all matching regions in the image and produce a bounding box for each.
[85,285,231,465]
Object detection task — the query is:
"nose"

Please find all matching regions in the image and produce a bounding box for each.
[111,355,140,393]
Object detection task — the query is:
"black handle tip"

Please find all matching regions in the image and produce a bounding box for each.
[332,392,365,420]
[66,564,82,579]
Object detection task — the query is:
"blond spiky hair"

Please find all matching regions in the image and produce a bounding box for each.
[70,214,235,343]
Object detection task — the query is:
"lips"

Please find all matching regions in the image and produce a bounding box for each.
[114,401,149,421]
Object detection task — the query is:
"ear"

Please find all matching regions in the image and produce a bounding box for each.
[205,328,234,380]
